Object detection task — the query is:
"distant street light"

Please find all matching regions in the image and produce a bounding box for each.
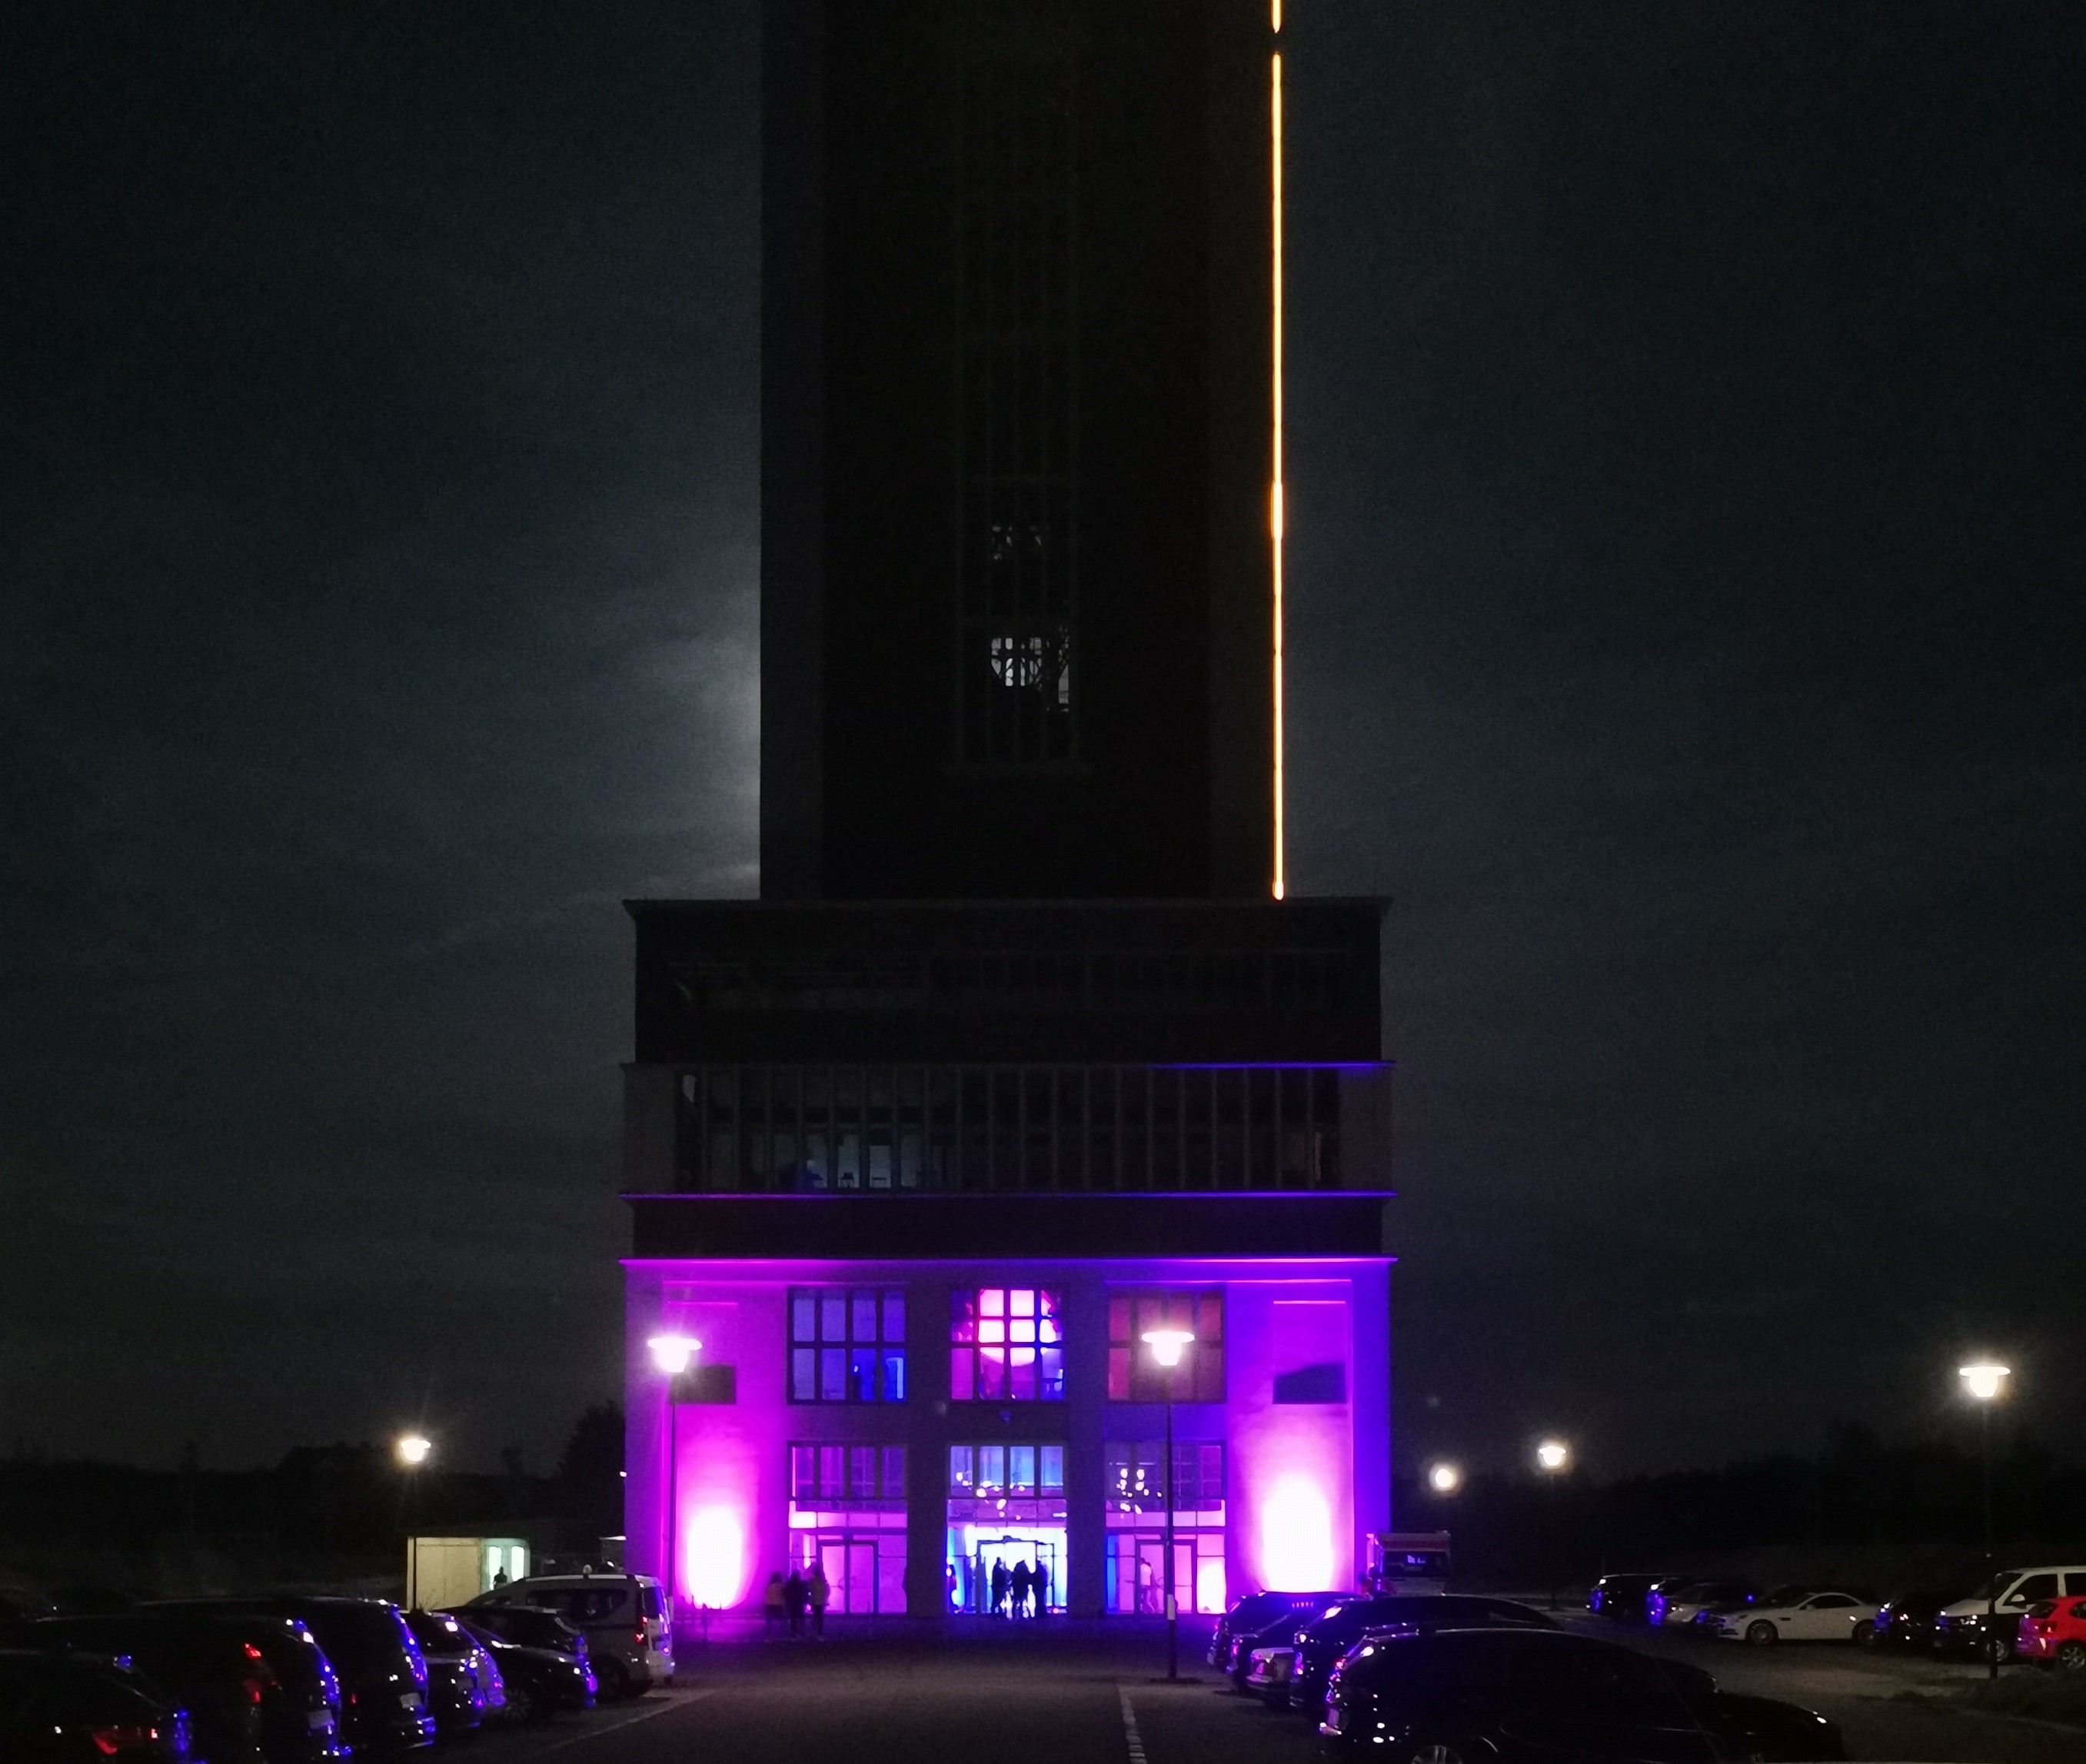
[650,1334,703,1623]
[1959,1360,2011,1680]
[394,1435,433,1606]
[1536,1439,1570,1609]
[1427,1462,1462,1496]
[395,1434,432,1468]
[1142,1326,1196,1682]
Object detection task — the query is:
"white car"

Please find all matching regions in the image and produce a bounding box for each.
[1715,1589,1878,1643]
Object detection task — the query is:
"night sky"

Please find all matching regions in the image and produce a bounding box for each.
[6,2,2081,1481]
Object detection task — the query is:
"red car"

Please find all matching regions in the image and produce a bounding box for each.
[2020,1596,2086,1669]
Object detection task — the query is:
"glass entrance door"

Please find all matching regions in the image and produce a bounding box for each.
[956,1528,1066,1615]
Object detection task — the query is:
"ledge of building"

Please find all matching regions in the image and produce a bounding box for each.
[625,1191,1394,1260]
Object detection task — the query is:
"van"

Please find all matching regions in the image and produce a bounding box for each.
[468,1573,672,1697]
[1933,1566,2086,1663]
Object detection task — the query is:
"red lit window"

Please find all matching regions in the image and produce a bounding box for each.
[949,1287,1064,1402]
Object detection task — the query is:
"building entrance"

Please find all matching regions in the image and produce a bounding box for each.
[949,1526,1066,1615]
[791,1529,907,1614]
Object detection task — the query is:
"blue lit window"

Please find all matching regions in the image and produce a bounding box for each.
[790,1286,907,1403]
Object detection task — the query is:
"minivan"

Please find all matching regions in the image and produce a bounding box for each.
[1933,1566,2086,1663]
[467,1574,671,1698]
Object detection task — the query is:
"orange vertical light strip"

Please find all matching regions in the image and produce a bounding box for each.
[1270,46,1286,900]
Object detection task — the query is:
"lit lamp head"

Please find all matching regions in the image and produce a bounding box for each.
[395,1433,432,1468]
[648,1334,702,1378]
[1427,1461,1462,1495]
[1535,1439,1569,1474]
[1141,1327,1196,1370]
[1958,1361,2010,1404]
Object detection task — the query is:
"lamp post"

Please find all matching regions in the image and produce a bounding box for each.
[1536,1439,1569,1610]
[395,1435,432,1607]
[1142,1326,1196,1681]
[1958,1360,2010,1679]
[649,1333,702,1625]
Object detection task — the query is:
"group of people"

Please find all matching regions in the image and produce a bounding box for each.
[761,1564,832,1637]
[986,1556,1048,1619]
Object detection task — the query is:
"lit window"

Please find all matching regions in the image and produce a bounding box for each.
[947,1442,1065,1493]
[950,1287,1065,1402]
[1107,1290,1225,1402]
[790,1443,907,1503]
[789,1286,907,1403]
[1105,1441,1226,1510]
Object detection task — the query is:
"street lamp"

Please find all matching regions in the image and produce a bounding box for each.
[394,1436,432,1606]
[1427,1462,1462,1496]
[1536,1439,1569,1609]
[649,1334,701,1623]
[1958,1360,2010,1679]
[1142,1326,1196,1681]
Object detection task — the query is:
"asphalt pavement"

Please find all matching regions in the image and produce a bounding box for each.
[450,1618,2083,1764]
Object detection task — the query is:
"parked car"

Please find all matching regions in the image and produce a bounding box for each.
[1208,1589,1345,1675]
[1320,1628,1845,1762]
[2019,1595,2086,1670]
[1655,1582,1760,1629]
[147,1597,433,1752]
[1863,1589,1961,1651]
[1224,1596,1348,1691]
[446,1614,595,1719]
[17,1612,348,1764]
[0,1646,195,1762]
[399,1610,494,1736]
[1714,1589,1878,1644]
[1586,1573,1662,1624]
[1934,1566,2086,1665]
[464,1572,670,1699]
[1286,1594,1555,1712]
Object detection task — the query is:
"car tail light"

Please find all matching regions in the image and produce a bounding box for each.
[635,1629,647,1646]
[89,1726,161,1756]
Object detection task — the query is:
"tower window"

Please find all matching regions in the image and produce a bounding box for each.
[956,54,1076,765]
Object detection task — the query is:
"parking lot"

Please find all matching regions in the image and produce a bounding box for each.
[442,1619,2083,1764]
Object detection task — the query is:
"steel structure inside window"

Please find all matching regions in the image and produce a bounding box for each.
[956,53,1076,766]
[788,1286,908,1403]
[950,1287,1065,1403]
[1105,1441,1226,1513]
[1107,1290,1225,1403]
[675,1064,1342,1193]
[790,1443,908,1508]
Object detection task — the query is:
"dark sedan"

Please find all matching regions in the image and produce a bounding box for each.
[1321,1628,1845,1763]
[0,1647,195,1762]
[1865,1588,1963,1651]
[1286,1595,1555,1713]
[446,1615,594,1719]
[1587,1573,1662,1625]
[1209,1590,1347,1675]
[401,1611,490,1736]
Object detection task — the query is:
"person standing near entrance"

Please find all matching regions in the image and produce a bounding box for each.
[990,1556,1009,1617]
[1010,1559,1031,1619]
[808,1561,830,1637]
[783,1566,807,1637]
[763,1571,785,1638]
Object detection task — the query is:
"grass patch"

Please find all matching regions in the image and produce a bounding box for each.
[1961,1669,2086,1726]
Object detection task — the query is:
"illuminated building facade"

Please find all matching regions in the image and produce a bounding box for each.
[621,0,1392,1619]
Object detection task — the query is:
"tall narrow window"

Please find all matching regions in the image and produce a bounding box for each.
[957,55,1076,765]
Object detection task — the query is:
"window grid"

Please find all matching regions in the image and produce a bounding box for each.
[790,1443,909,1505]
[677,1064,1342,1193]
[788,1286,908,1404]
[956,52,1077,766]
[947,1443,1067,1496]
[950,1287,1065,1403]
[1105,1441,1226,1511]
[1106,1290,1226,1403]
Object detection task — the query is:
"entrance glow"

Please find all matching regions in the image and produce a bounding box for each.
[1427,1461,1462,1495]
[1262,1474,1334,1589]
[684,1506,747,1609]
[1535,1439,1569,1473]
[394,1433,431,1467]
[1269,38,1286,901]
[1958,1361,2010,1403]
[648,1333,701,1376]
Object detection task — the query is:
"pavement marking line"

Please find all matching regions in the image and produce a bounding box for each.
[1117,1685,1147,1764]
[530,1689,713,1756]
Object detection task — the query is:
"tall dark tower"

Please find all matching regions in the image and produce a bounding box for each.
[761,0,1277,902]
[620,0,1393,1627]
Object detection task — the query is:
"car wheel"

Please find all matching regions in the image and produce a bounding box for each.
[1982,1635,2013,1666]
[2055,1642,2086,1672]
[506,1680,538,1722]
[1746,1621,1778,1646]
[1851,1620,1876,1646]
[1401,1740,1472,1764]
[594,1657,631,1701]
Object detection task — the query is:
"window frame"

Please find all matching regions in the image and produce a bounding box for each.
[787,1285,909,1405]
